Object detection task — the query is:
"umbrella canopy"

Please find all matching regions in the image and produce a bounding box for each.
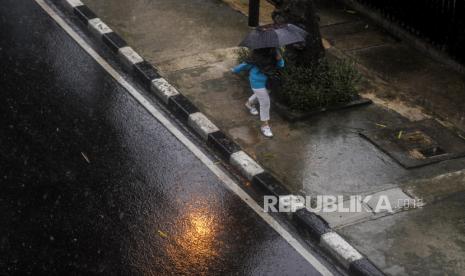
[239,23,307,49]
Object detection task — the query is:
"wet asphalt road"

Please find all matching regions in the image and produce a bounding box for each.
[0,1,332,275]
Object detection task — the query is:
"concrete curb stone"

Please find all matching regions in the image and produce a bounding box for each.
[150,78,180,105]
[102,32,128,53]
[118,46,144,68]
[294,209,332,240]
[63,0,82,11]
[133,61,161,88]
[321,232,364,269]
[230,151,265,180]
[88,18,112,38]
[207,131,241,161]
[73,5,96,23]
[168,94,200,123]
[349,258,385,276]
[252,172,291,197]
[57,1,385,274]
[188,112,220,141]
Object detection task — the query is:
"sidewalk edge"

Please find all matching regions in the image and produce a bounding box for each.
[58,1,384,274]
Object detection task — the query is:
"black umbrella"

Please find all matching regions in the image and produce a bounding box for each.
[239,24,307,49]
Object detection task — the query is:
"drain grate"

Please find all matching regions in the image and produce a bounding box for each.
[360,120,465,168]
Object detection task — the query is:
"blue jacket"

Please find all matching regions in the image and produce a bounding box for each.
[233,59,285,89]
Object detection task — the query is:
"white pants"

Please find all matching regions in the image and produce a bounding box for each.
[249,88,270,122]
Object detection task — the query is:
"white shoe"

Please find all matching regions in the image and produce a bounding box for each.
[245,101,259,116]
[261,125,273,138]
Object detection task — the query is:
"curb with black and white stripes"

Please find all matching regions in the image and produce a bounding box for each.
[58,1,384,274]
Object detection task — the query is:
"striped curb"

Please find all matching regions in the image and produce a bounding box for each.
[62,0,82,11]
[151,78,180,104]
[118,46,144,69]
[88,18,112,37]
[188,112,220,141]
[321,232,364,269]
[252,172,291,197]
[294,208,332,240]
[102,32,128,53]
[230,151,265,180]
[58,1,385,274]
[349,258,385,276]
[207,131,241,161]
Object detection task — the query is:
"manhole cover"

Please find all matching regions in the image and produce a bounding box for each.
[360,120,465,168]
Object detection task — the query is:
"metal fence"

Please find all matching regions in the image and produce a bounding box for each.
[354,0,465,64]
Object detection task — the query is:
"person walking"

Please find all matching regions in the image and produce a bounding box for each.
[232,48,284,138]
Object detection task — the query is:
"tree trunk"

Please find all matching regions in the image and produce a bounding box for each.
[272,0,325,66]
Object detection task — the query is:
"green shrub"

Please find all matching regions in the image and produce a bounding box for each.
[236,48,250,64]
[277,58,361,111]
[235,48,361,112]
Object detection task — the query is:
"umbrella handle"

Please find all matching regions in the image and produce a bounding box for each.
[276,48,283,60]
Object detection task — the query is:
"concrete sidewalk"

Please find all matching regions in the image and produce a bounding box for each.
[83,0,465,274]
[315,0,465,133]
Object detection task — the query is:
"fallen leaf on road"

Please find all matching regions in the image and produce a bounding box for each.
[375,123,387,128]
[397,131,403,139]
[81,152,90,163]
[158,230,168,238]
